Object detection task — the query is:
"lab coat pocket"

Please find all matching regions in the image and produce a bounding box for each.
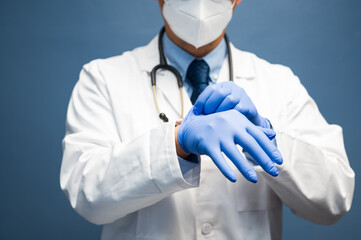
[235,176,281,212]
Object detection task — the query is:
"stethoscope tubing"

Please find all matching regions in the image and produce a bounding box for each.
[151,27,233,122]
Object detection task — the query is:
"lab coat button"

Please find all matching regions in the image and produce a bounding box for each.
[201,223,212,235]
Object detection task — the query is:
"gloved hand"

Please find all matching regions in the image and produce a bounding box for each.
[177,108,283,183]
[193,82,270,129]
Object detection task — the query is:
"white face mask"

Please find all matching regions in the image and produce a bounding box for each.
[163,0,236,49]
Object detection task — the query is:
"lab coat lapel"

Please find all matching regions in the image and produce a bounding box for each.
[158,70,196,120]
[230,43,256,80]
[229,45,275,119]
[138,36,260,120]
[156,69,183,119]
[137,35,192,120]
[213,43,257,84]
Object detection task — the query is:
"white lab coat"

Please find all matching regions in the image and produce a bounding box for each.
[60,35,355,240]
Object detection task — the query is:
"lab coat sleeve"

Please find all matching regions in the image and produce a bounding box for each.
[60,62,200,225]
[178,156,199,175]
[261,70,355,225]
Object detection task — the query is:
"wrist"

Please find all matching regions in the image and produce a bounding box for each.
[175,125,190,159]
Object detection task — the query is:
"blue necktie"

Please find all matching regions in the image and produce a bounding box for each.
[186,59,211,105]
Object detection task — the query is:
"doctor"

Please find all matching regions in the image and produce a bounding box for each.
[60,0,355,239]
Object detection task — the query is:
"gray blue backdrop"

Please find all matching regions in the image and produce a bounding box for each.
[1,0,360,239]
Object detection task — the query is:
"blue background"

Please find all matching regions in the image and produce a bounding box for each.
[0,0,360,239]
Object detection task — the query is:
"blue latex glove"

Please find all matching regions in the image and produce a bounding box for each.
[193,82,270,129]
[177,108,283,183]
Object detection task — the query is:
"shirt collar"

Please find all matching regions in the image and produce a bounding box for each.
[136,34,256,80]
[162,32,194,82]
[162,32,227,83]
[202,38,227,83]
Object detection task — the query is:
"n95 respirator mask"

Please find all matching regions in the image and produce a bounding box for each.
[163,0,236,49]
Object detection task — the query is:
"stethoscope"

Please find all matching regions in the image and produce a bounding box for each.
[151,27,234,122]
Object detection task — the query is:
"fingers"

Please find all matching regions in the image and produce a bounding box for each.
[207,148,237,182]
[215,94,239,113]
[258,126,276,140]
[234,102,258,122]
[193,85,215,115]
[247,126,283,165]
[221,141,258,183]
[203,86,231,114]
[235,131,280,177]
[193,84,234,115]
[232,89,258,123]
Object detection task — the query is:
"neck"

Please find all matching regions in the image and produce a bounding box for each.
[164,24,225,59]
